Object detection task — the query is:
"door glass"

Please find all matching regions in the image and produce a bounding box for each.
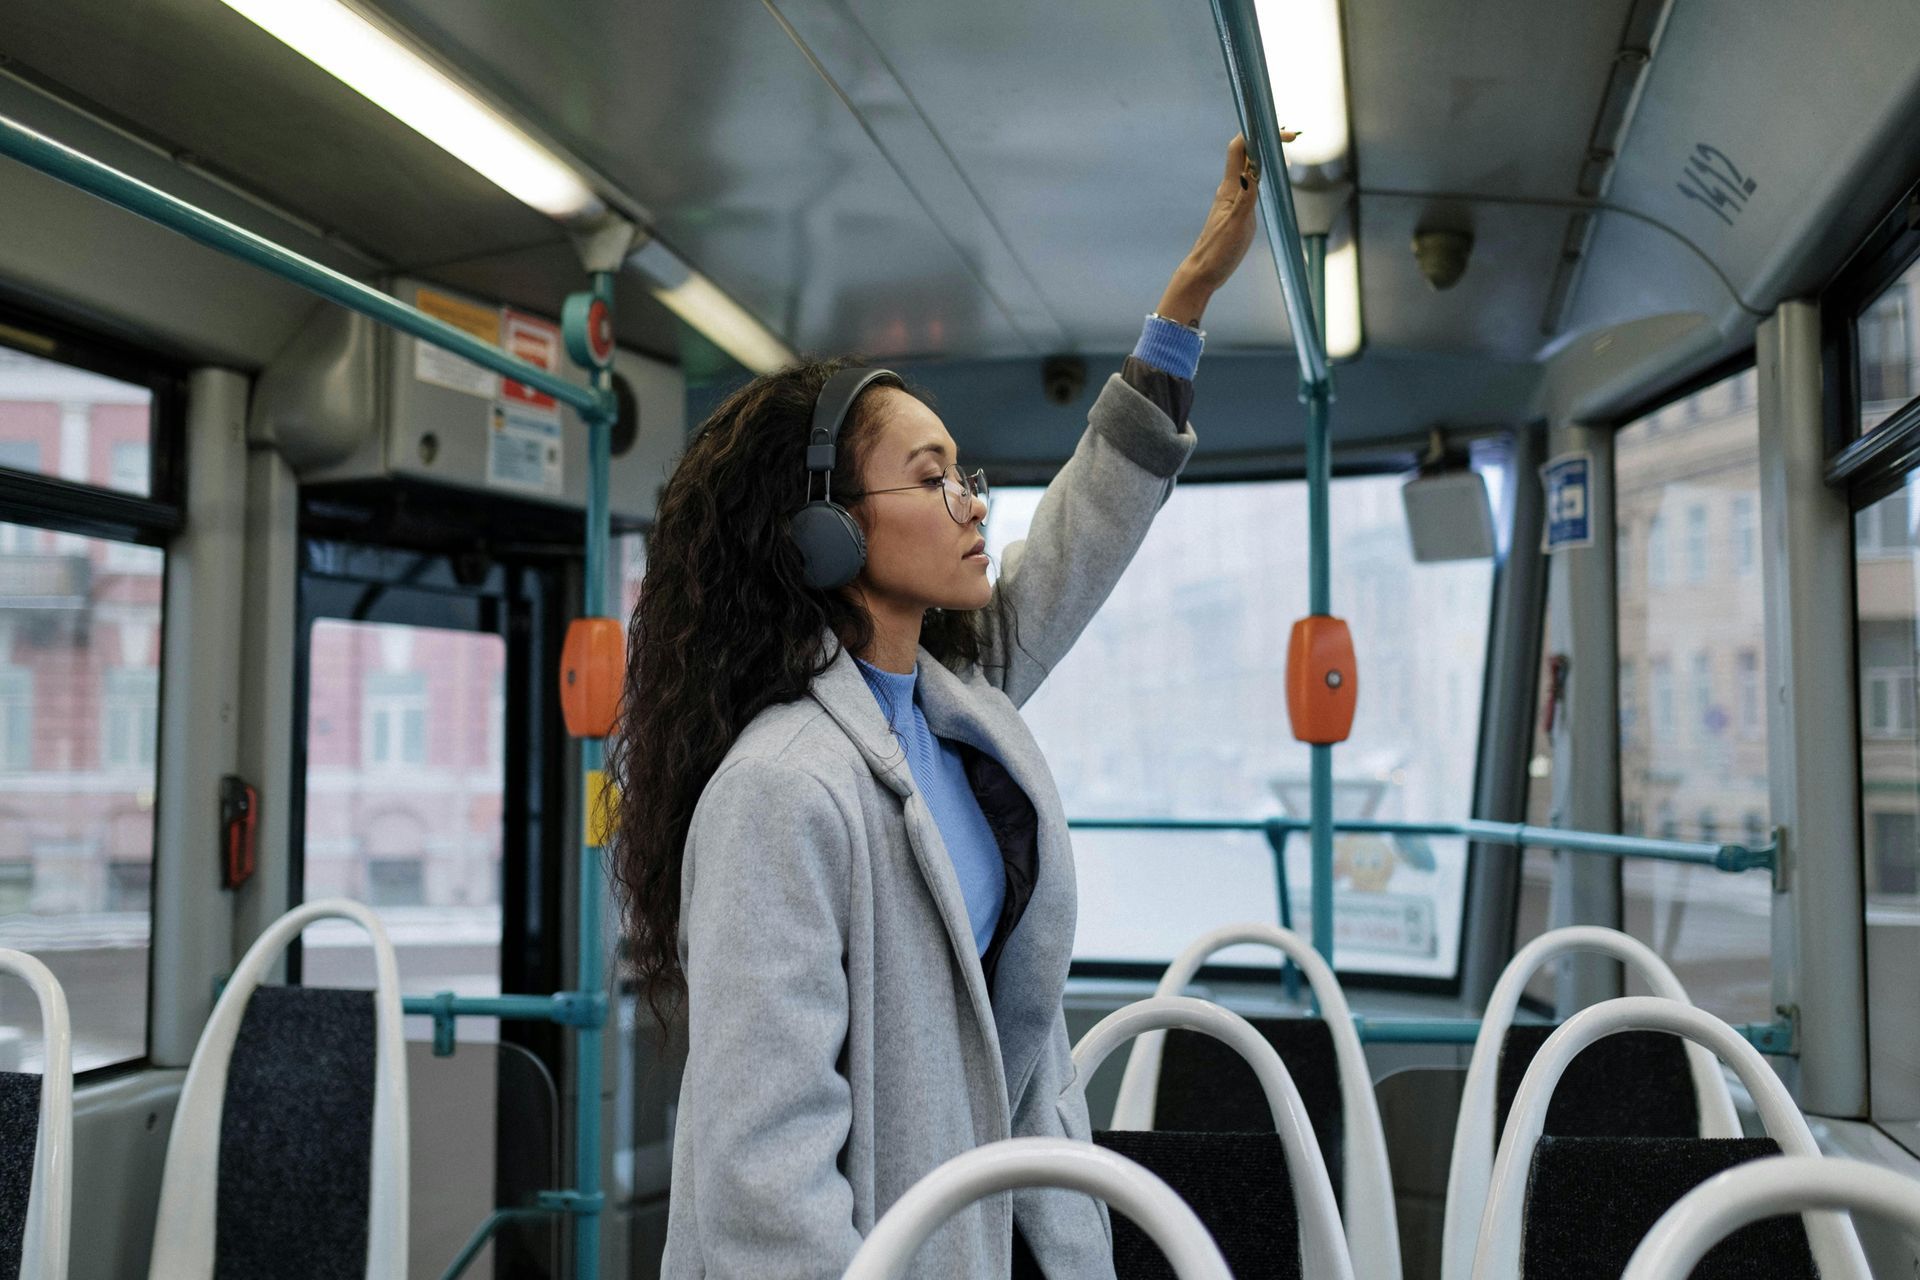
[0,346,155,495]
[303,620,506,1038]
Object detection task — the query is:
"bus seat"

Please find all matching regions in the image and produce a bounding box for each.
[1443,926,1740,1280]
[1110,923,1398,1280]
[147,899,408,1280]
[1075,995,1354,1280]
[1094,1129,1301,1280]
[1622,1156,1920,1280]
[1494,1025,1698,1138]
[1470,997,1871,1280]
[0,949,72,1280]
[843,1137,1230,1280]
[1522,1135,1814,1278]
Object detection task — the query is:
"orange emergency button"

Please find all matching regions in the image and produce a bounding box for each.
[1286,615,1357,745]
[560,617,625,739]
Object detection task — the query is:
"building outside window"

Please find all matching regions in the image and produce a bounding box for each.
[363,671,428,768]
[1860,277,1914,432]
[0,665,30,771]
[100,668,158,769]
[1616,365,1771,1022]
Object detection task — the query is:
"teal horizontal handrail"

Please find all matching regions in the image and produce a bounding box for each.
[1207,0,1331,390]
[402,990,607,1057]
[1349,1014,1796,1055]
[1067,816,1776,875]
[0,112,611,422]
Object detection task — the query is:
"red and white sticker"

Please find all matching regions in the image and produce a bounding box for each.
[501,309,562,421]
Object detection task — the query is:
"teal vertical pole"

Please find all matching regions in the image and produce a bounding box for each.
[574,269,616,1278]
[1303,234,1336,968]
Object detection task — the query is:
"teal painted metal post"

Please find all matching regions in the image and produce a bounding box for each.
[574,270,617,1277]
[1304,233,1335,967]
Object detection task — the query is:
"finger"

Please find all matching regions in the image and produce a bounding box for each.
[1223,133,1247,184]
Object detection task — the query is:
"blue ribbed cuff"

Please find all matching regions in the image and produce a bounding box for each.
[1132,314,1203,380]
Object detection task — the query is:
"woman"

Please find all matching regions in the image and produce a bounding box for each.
[613,135,1260,1278]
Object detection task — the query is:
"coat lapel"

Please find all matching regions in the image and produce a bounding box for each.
[806,638,1012,1112]
[916,651,1077,1108]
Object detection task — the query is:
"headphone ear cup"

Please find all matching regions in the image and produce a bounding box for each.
[791,501,868,590]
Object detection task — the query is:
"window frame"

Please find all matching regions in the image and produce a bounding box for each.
[1823,182,1920,487]
[0,303,186,1076]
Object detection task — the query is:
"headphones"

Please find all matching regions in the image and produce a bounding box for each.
[792,367,899,590]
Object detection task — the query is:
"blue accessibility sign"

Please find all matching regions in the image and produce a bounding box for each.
[1543,453,1593,551]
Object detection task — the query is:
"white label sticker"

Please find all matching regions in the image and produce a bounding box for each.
[414,287,502,399]
[486,406,564,496]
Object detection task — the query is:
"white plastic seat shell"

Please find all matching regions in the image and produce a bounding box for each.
[0,948,72,1280]
[146,898,409,1280]
[1441,925,1741,1280]
[841,1137,1230,1280]
[1110,921,1401,1280]
[1622,1156,1920,1280]
[1074,994,1355,1280]
[1468,996,1871,1280]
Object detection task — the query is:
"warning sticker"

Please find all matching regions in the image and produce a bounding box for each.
[487,405,564,496]
[500,309,563,421]
[415,288,501,399]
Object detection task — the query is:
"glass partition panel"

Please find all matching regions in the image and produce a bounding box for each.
[986,475,1495,980]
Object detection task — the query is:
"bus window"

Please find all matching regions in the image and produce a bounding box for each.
[302,620,507,1026]
[1615,366,1772,1023]
[0,332,170,1074]
[1858,259,1920,437]
[985,475,1495,981]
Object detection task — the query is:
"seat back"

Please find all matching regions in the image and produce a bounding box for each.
[842,1137,1230,1280]
[148,899,407,1280]
[1095,1130,1301,1280]
[1442,926,1740,1280]
[1623,1155,1920,1280]
[1521,1136,1816,1279]
[0,949,71,1280]
[1075,994,1353,1280]
[1155,1018,1345,1207]
[1494,1025,1699,1138]
[1469,997,1870,1280]
[1112,922,1398,1280]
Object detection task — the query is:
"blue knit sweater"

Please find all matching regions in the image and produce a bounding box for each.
[856,659,1006,955]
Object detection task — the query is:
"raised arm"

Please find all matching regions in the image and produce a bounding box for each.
[673,757,864,1277]
[976,135,1262,707]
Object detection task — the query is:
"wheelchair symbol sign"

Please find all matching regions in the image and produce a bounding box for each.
[1543,453,1593,551]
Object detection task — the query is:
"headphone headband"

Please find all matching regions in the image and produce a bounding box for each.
[806,367,898,473]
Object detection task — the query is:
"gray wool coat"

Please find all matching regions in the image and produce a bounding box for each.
[661,372,1196,1280]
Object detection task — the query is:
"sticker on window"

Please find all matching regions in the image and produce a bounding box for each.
[1542,452,1593,551]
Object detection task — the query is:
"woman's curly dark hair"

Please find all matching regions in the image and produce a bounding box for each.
[609,358,985,1032]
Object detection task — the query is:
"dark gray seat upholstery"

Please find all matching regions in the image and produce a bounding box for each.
[0,1072,39,1280]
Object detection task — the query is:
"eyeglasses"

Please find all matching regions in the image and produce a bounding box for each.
[855,463,989,525]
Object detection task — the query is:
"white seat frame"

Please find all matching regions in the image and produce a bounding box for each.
[147,898,408,1279]
[0,948,72,1280]
[1110,921,1401,1280]
[1074,994,1355,1280]
[1441,925,1741,1280]
[1469,996,1871,1280]
[1623,1155,1920,1280]
[841,1137,1231,1280]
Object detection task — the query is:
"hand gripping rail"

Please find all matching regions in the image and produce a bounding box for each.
[1074,995,1355,1280]
[1622,1156,1920,1280]
[1110,923,1400,1280]
[0,949,73,1280]
[1469,997,1871,1280]
[841,1138,1229,1280]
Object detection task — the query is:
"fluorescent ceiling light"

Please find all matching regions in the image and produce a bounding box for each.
[1324,239,1362,359]
[1253,0,1350,168]
[220,0,602,219]
[629,240,797,375]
